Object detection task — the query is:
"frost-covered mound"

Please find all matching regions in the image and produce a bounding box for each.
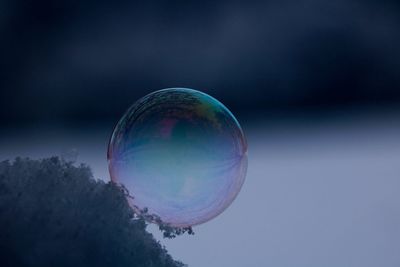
[0,157,185,267]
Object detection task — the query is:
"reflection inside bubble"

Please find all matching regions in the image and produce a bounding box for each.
[108,88,247,227]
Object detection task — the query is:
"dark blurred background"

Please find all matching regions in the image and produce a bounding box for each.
[2,1,400,267]
[1,0,400,127]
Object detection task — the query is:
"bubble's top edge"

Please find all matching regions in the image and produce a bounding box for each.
[107,87,248,159]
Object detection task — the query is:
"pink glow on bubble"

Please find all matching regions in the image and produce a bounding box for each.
[159,118,178,139]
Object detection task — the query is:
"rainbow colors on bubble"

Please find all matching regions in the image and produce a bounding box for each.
[108,88,247,227]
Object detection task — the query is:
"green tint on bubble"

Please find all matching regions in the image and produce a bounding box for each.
[107,88,247,227]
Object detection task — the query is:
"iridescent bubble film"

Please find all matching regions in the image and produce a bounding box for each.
[108,88,247,227]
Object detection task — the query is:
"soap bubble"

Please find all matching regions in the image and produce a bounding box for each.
[108,88,247,227]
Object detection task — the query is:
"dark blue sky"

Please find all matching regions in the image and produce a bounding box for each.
[1,0,400,126]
